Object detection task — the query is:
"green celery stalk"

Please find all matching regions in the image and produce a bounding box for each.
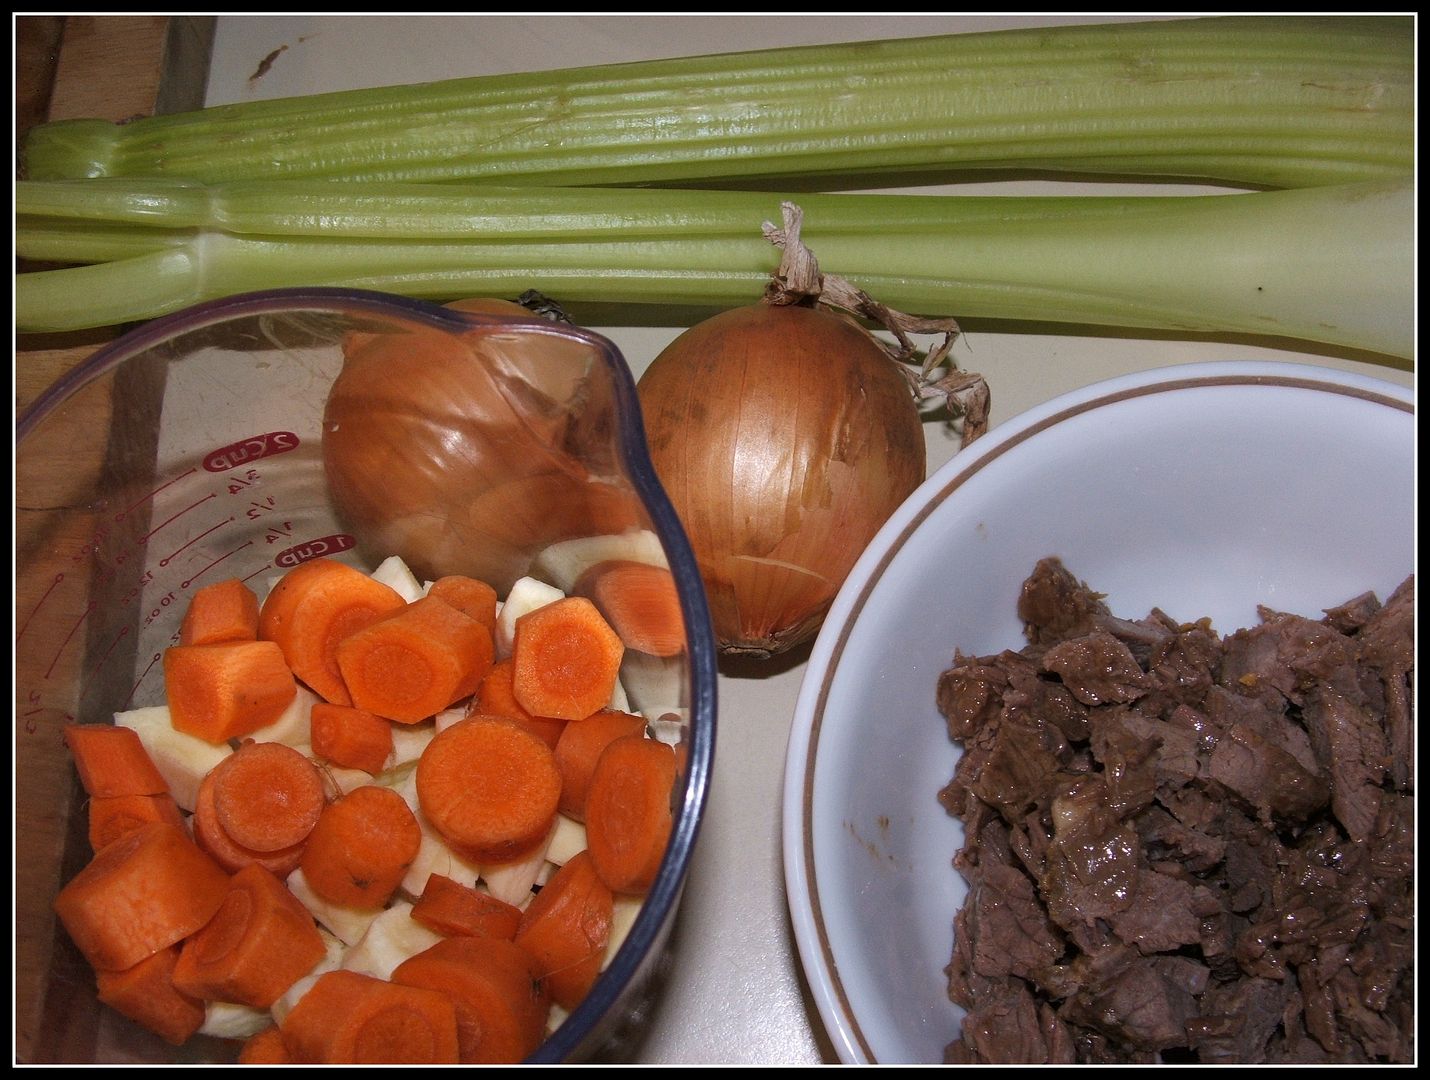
[14,178,1412,359]
[20,17,1412,191]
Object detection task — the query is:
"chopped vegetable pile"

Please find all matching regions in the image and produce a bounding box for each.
[52,555,681,1064]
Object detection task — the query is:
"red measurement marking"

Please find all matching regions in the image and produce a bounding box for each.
[142,492,217,542]
[274,533,355,568]
[87,625,131,681]
[114,467,198,522]
[44,599,97,680]
[124,652,164,709]
[16,572,64,643]
[181,540,254,588]
[240,565,272,585]
[159,515,235,567]
[204,432,299,472]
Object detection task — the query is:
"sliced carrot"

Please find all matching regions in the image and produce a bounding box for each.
[427,575,499,630]
[552,709,648,822]
[335,596,495,724]
[415,715,562,864]
[172,862,328,1009]
[162,640,298,744]
[391,936,549,1065]
[239,1025,294,1064]
[258,557,407,706]
[179,577,260,646]
[300,784,421,909]
[511,596,625,721]
[310,701,394,775]
[474,658,568,750]
[573,559,686,657]
[585,734,677,896]
[513,850,614,1011]
[94,944,206,1047]
[280,968,460,1064]
[410,873,523,941]
[210,739,327,853]
[63,723,169,798]
[88,792,185,853]
[192,767,307,877]
[53,821,231,972]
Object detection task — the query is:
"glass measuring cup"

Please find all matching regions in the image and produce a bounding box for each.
[15,287,717,1064]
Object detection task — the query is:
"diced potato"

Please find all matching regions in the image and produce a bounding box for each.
[340,901,443,981]
[199,1000,271,1040]
[114,705,230,812]
[242,684,320,748]
[285,867,382,947]
[493,576,565,659]
[370,554,424,603]
[530,529,668,592]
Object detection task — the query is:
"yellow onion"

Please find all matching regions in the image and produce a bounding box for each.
[637,302,925,657]
[322,299,643,594]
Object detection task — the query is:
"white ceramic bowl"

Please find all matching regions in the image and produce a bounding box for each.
[782,361,1414,1064]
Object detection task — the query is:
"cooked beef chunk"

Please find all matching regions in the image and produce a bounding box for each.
[939,560,1414,1064]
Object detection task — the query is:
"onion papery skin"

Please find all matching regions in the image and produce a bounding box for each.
[322,302,642,594]
[636,304,925,657]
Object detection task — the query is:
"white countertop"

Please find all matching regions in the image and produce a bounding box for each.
[202,16,1414,1064]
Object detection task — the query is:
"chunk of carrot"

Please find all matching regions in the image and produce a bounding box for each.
[513,850,614,1011]
[210,739,327,853]
[584,734,677,896]
[391,936,549,1065]
[552,709,648,822]
[63,723,170,798]
[53,821,231,972]
[192,767,307,877]
[179,577,260,646]
[415,715,562,864]
[238,1026,294,1064]
[300,784,421,909]
[410,873,522,941]
[172,862,328,1009]
[336,595,495,724]
[94,944,206,1047]
[427,575,499,630]
[474,658,568,750]
[162,640,298,744]
[258,557,407,706]
[573,559,687,657]
[511,596,625,721]
[88,792,186,853]
[280,968,460,1064]
[310,702,394,775]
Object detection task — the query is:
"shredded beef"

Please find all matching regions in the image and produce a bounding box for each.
[939,559,1414,1064]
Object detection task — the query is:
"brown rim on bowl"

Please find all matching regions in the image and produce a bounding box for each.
[797,369,1412,1064]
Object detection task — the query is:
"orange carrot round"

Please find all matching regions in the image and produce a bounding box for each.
[163,640,298,744]
[63,723,170,798]
[584,734,677,896]
[88,792,185,853]
[310,701,394,775]
[179,577,260,646]
[210,740,327,853]
[574,559,687,657]
[258,557,407,705]
[172,862,327,1009]
[553,709,648,822]
[427,575,499,630]
[410,873,523,941]
[415,715,562,864]
[513,850,614,1011]
[192,768,307,877]
[280,968,460,1064]
[94,944,206,1047]
[511,596,625,721]
[391,936,549,1064]
[474,658,568,750]
[335,595,495,723]
[300,784,421,909]
[238,1026,293,1064]
[53,821,231,972]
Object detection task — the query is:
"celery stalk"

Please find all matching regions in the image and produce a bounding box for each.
[14,178,1412,359]
[20,17,1411,191]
